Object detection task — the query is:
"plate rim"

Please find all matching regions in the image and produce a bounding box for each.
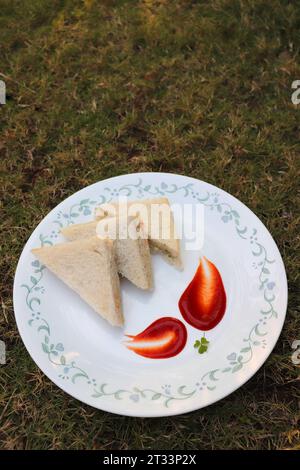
[13,172,288,417]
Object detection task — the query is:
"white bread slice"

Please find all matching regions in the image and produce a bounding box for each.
[31,237,123,327]
[60,221,98,242]
[95,197,182,269]
[61,216,153,290]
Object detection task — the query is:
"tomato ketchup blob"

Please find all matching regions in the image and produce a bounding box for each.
[124,317,187,359]
[179,256,226,331]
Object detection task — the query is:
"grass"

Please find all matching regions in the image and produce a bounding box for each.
[0,0,299,450]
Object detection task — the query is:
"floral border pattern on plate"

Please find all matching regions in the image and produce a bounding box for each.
[21,178,278,407]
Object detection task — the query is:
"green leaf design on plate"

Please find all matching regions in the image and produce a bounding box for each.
[152,393,162,400]
[71,373,89,384]
[38,324,50,335]
[29,297,40,310]
[232,364,243,373]
[240,347,251,353]
[231,210,240,218]
[114,390,127,400]
[42,343,49,354]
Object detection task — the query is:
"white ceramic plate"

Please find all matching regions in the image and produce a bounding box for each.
[13,173,287,417]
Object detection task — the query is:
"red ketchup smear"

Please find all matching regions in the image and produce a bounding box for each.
[179,256,226,331]
[124,317,187,359]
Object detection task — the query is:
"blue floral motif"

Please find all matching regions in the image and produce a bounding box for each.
[162,384,171,395]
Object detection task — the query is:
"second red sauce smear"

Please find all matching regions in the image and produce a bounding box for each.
[179,256,226,331]
[124,317,187,359]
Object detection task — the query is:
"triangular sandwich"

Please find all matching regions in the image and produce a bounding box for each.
[95,197,182,268]
[31,237,123,327]
[61,216,153,290]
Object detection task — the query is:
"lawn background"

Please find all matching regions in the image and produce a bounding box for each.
[0,0,299,450]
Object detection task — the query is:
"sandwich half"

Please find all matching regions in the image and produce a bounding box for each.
[31,237,123,327]
[95,197,182,269]
[61,215,153,290]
